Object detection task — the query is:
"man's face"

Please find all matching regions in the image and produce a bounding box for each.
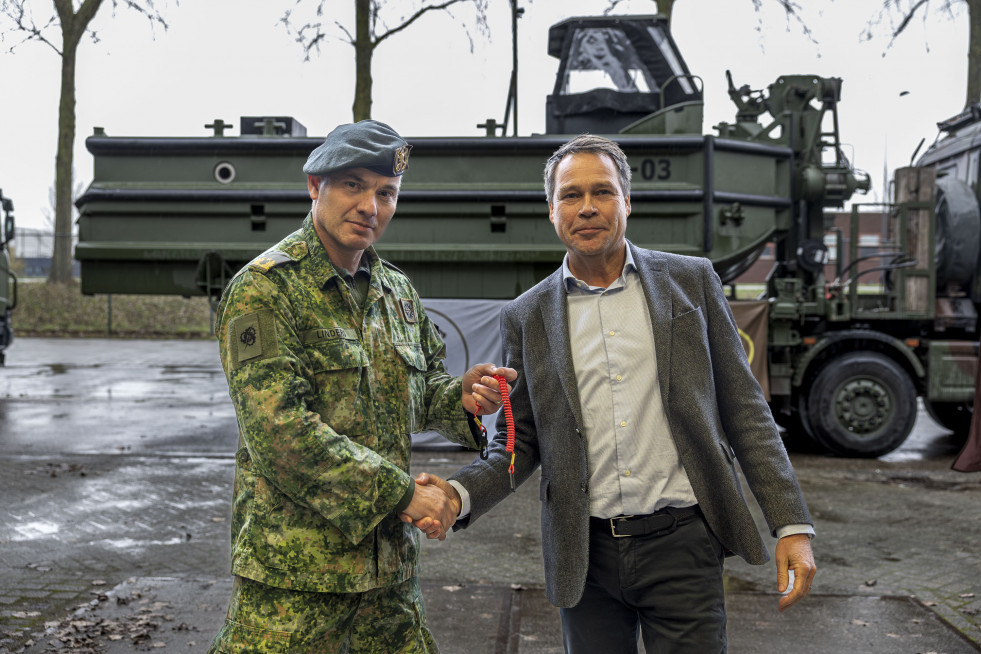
[307,167,401,269]
[548,151,630,264]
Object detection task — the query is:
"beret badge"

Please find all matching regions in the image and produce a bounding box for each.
[393,144,411,175]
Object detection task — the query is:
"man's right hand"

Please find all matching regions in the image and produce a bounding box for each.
[400,473,461,540]
[399,473,461,540]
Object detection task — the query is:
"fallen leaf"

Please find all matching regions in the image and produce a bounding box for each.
[851,619,869,627]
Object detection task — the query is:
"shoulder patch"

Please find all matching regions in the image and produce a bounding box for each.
[226,309,279,370]
[248,250,296,274]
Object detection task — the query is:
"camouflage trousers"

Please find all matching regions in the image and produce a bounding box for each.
[207,575,439,653]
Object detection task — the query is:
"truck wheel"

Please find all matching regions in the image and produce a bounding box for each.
[925,401,973,437]
[773,403,827,453]
[806,353,916,457]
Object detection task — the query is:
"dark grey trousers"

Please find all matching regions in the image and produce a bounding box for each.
[559,516,727,654]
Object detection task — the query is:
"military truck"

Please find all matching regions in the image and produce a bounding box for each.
[0,188,15,365]
[906,105,981,440]
[74,14,977,457]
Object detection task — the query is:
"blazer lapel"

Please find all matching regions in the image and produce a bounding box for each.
[540,270,585,429]
[632,244,673,410]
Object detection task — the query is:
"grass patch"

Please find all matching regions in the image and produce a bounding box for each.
[11,281,213,338]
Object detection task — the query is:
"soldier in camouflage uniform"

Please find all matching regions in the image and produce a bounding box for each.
[207,120,515,653]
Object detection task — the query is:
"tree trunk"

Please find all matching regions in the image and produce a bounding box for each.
[49,20,80,283]
[968,0,981,107]
[49,0,103,284]
[352,0,373,121]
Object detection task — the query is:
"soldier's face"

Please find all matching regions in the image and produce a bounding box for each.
[308,168,401,270]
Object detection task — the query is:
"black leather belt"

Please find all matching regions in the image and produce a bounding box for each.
[590,505,701,538]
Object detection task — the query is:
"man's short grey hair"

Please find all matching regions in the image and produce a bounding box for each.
[543,134,631,203]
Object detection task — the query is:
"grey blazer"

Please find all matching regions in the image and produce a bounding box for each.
[451,243,812,608]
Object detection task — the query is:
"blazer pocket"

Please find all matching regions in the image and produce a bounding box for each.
[673,304,702,321]
[539,475,550,502]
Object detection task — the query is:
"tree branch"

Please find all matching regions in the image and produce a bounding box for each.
[374,0,467,47]
[1,0,62,55]
[890,0,930,39]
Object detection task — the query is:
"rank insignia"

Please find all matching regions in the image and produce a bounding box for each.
[400,298,417,323]
[393,144,411,174]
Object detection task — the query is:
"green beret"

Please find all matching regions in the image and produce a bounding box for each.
[303,120,411,178]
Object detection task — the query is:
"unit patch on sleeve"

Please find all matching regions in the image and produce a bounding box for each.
[399,298,417,324]
[227,309,278,369]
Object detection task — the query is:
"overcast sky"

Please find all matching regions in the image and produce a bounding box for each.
[0,0,969,234]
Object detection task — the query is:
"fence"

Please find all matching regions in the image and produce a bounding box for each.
[9,228,79,278]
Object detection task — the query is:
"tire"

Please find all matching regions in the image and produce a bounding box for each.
[935,177,981,292]
[773,403,828,454]
[805,352,917,458]
[925,401,973,437]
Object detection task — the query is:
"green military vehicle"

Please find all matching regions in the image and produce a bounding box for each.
[74,14,977,457]
[908,105,981,440]
[0,188,15,365]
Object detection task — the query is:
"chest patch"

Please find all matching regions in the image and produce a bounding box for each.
[400,298,418,324]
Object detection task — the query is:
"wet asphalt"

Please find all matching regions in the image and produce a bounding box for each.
[0,337,979,653]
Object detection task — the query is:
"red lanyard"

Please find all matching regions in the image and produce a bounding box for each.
[475,374,516,490]
[496,374,516,489]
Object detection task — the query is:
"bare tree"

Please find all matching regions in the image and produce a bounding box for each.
[863,0,981,109]
[605,0,813,38]
[0,0,169,284]
[281,0,490,121]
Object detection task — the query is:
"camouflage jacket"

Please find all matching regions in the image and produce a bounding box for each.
[215,214,477,594]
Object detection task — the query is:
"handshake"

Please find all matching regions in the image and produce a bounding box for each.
[399,473,460,540]
[397,363,517,540]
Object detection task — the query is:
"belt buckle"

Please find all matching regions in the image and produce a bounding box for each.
[610,515,635,538]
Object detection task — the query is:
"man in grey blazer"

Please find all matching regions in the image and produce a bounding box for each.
[409,134,816,653]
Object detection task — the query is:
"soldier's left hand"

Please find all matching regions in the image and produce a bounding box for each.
[462,364,517,416]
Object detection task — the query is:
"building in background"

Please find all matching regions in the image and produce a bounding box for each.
[734,211,888,288]
[10,228,79,278]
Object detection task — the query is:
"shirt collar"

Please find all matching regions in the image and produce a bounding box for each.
[562,241,637,293]
[301,213,380,288]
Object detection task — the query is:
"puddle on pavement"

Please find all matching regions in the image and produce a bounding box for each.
[40,363,104,376]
